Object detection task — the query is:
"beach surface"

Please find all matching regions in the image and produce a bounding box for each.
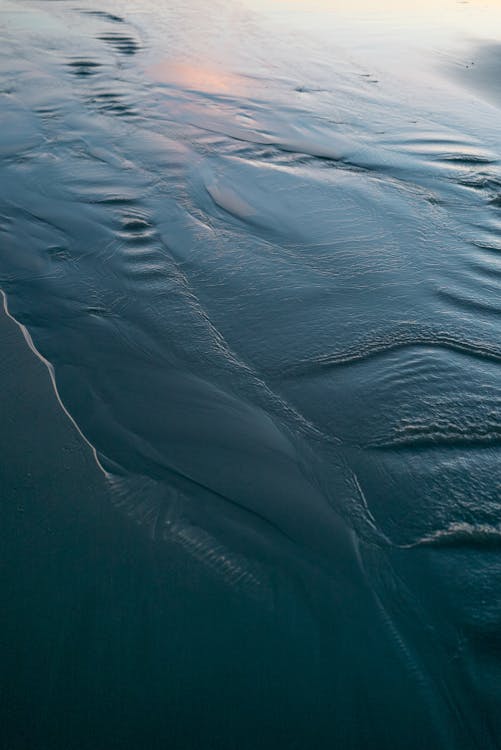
[1,1,501,747]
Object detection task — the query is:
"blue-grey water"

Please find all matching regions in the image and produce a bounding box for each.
[1,1,501,748]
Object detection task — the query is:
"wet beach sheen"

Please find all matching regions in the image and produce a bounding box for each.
[1,1,501,748]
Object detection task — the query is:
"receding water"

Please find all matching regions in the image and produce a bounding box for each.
[1,1,501,748]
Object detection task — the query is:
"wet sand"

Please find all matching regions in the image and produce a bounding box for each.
[2,0,501,747]
[0,300,339,750]
[0,297,106,505]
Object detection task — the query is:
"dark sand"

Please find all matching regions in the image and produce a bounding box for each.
[0,296,107,509]
[0,299,109,746]
[0,301,321,750]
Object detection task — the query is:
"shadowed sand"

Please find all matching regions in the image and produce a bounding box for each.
[0,300,338,750]
[0,296,108,510]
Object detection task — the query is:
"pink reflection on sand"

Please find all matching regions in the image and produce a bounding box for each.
[148,61,251,96]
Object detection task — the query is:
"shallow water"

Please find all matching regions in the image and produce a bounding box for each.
[1,1,500,748]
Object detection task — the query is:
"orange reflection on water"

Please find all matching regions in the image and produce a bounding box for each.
[148,61,249,96]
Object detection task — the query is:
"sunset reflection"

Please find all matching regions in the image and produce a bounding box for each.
[149,61,250,95]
